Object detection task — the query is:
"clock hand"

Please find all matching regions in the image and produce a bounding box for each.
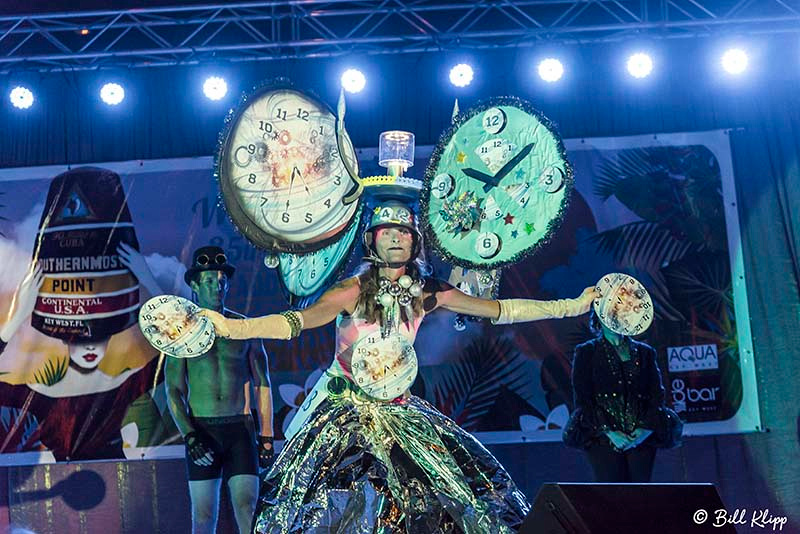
[488,142,535,190]
[286,167,296,210]
[462,168,497,187]
[294,166,311,195]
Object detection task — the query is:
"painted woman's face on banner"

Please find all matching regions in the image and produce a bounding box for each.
[66,338,110,370]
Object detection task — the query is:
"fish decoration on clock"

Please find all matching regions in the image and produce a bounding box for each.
[421,97,573,269]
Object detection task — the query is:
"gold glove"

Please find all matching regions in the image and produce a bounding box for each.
[200,309,303,340]
[493,286,597,325]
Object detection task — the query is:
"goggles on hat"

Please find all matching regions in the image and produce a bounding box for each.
[195,253,228,267]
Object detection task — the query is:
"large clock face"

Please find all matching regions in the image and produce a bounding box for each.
[421,98,572,269]
[350,333,418,401]
[218,86,360,253]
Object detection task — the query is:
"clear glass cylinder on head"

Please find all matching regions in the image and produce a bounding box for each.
[378,130,415,177]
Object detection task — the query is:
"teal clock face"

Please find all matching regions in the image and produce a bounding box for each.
[422,98,572,269]
[276,205,362,299]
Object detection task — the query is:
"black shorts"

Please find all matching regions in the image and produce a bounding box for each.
[186,415,259,481]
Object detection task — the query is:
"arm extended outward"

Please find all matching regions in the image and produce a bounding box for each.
[202,278,361,340]
[434,285,598,323]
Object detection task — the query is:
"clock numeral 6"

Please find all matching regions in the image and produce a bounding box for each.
[282,212,290,223]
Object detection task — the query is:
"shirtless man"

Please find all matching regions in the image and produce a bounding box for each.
[166,246,274,534]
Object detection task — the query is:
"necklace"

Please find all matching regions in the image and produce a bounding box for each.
[375,274,423,337]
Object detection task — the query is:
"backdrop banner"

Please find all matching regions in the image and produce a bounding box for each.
[0,129,758,465]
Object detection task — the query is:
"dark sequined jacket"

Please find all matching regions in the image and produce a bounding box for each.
[562,337,682,450]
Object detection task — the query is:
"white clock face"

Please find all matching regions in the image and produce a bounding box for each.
[219,88,360,252]
[431,173,455,199]
[350,333,418,401]
[593,273,654,336]
[482,107,508,135]
[475,138,515,174]
[138,295,215,358]
[475,231,501,258]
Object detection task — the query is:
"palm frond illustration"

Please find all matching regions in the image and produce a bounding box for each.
[33,357,68,386]
[663,253,732,319]
[587,221,700,321]
[593,146,726,252]
[433,336,530,431]
[688,302,739,363]
[0,406,43,452]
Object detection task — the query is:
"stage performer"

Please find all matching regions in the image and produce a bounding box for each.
[563,310,683,482]
[165,246,274,534]
[204,201,598,533]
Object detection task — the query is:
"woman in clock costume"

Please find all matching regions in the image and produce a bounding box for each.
[204,200,597,534]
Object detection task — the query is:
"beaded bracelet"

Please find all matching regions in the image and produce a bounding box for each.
[280,310,303,339]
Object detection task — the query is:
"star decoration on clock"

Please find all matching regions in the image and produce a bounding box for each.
[524,222,535,235]
[503,213,515,225]
[515,169,526,180]
[456,151,467,163]
[511,230,519,238]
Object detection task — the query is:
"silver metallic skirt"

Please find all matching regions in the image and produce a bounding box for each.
[253,389,530,533]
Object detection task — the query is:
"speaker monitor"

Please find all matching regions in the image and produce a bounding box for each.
[520,483,734,534]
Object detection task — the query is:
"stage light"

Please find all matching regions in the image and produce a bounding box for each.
[203,76,228,100]
[9,86,34,109]
[626,53,653,78]
[538,58,564,82]
[79,28,90,36]
[341,69,366,94]
[449,63,474,87]
[721,48,748,74]
[100,83,125,105]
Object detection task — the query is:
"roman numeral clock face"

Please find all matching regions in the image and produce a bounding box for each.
[422,98,573,269]
[218,87,360,253]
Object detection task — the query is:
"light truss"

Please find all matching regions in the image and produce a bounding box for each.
[0,0,798,72]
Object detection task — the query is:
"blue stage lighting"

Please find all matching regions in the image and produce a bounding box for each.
[100,83,125,105]
[341,69,366,94]
[721,48,748,74]
[627,53,653,78]
[538,58,564,82]
[449,63,474,87]
[203,76,228,100]
[9,86,34,109]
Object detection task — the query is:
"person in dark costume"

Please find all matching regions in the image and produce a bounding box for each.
[165,246,274,534]
[563,310,683,482]
[205,200,598,533]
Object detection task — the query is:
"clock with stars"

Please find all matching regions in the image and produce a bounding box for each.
[421,97,573,269]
